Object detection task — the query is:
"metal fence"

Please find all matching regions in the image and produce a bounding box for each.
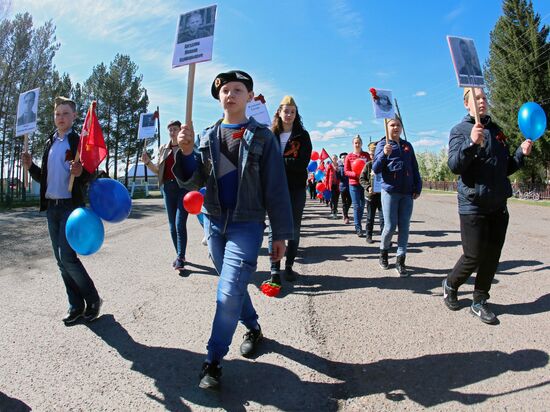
[423,181,550,201]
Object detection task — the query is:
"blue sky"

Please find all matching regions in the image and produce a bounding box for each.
[10,0,550,156]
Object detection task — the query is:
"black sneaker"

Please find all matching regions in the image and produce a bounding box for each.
[379,250,389,270]
[470,300,497,324]
[356,230,365,238]
[62,307,84,325]
[173,258,185,271]
[366,235,374,244]
[284,267,298,282]
[395,255,408,277]
[270,272,282,286]
[442,279,460,311]
[240,326,262,358]
[199,361,222,390]
[83,298,103,322]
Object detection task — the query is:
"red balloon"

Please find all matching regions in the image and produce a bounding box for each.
[311,151,319,161]
[183,191,204,214]
[316,182,326,192]
[352,159,366,175]
[316,193,323,199]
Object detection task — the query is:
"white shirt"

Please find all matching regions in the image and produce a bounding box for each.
[279,132,291,155]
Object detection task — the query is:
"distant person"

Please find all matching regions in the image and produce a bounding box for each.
[337,152,351,224]
[443,87,532,324]
[17,91,37,126]
[267,95,312,285]
[458,39,482,77]
[344,136,371,236]
[326,155,340,219]
[173,70,293,390]
[373,117,422,277]
[177,11,211,43]
[142,120,191,275]
[21,96,102,325]
[307,172,316,199]
[360,142,384,244]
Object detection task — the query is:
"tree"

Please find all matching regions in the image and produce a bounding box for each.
[485,0,549,184]
[0,13,59,203]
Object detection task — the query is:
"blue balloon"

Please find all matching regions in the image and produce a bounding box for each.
[197,212,204,226]
[518,102,547,141]
[323,189,332,200]
[66,208,104,255]
[199,186,207,196]
[89,178,132,223]
[307,161,318,172]
[314,170,325,181]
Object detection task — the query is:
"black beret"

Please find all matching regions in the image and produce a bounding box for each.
[211,70,253,100]
[167,120,182,128]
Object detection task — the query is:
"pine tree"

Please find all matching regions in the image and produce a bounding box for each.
[485,0,549,184]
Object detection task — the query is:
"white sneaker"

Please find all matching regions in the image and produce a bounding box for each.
[201,236,207,246]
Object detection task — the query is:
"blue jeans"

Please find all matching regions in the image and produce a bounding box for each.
[161,180,189,259]
[380,191,414,256]
[203,212,264,363]
[349,184,365,232]
[47,203,99,310]
[268,187,305,272]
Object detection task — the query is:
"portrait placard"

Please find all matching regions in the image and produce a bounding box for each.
[172,5,217,68]
[16,88,40,136]
[370,88,395,119]
[447,35,485,88]
[138,113,157,140]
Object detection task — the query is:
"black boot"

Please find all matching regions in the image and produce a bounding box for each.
[379,250,389,270]
[395,255,408,277]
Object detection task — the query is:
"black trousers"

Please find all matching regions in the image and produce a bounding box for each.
[340,189,352,219]
[366,192,384,236]
[447,208,509,302]
[270,187,306,272]
[330,184,340,214]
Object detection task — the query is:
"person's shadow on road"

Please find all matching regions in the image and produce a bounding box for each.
[87,315,549,411]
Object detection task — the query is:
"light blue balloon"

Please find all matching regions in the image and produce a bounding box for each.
[307,161,318,172]
[65,208,104,255]
[314,170,325,181]
[518,102,547,141]
[197,212,204,226]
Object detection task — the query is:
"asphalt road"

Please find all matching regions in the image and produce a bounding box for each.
[1,193,549,411]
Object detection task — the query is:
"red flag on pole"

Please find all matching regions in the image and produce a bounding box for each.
[79,101,107,173]
[320,148,329,161]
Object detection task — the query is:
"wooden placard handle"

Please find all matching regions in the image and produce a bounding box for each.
[185,63,196,125]
[68,149,80,192]
[469,86,484,147]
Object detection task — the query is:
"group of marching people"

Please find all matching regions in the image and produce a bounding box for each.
[313,118,422,277]
[23,67,533,391]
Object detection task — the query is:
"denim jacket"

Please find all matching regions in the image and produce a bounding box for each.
[173,117,294,241]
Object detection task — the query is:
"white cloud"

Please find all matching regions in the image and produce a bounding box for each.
[371,119,382,126]
[310,127,347,142]
[375,71,391,78]
[317,121,334,128]
[414,91,427,97]
[335,120,362,128]
[329,0,363,38]
[416,130,438,136]
[413,139,443,148]
[445,6,464,21]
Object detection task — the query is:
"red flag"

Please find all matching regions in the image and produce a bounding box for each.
[79,101,107,173]
[320,148,329,161]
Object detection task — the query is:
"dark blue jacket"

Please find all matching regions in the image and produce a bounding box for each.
[337,162,349,192]
[373,137,422,195]
[448,115,525,214]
